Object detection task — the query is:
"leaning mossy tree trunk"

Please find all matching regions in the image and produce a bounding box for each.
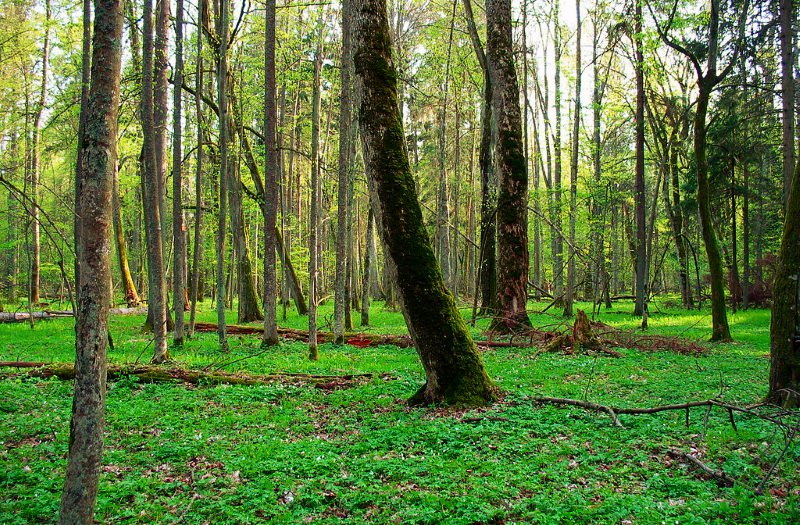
[352,0,496,406]
[60,0,122,521]
[486,0,532,333]
[769,152,800,407]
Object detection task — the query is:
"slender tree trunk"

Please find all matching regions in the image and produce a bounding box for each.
[487,0,531,332]
[28,0,50,305]
[142,0,169,362]
[633,0,647,320]
[352,0,496,406]
[462,0,497,315]
[172,0,186,344]
[308,11,324,361]
[553,0,564,304]
[73,0,92,301]
[436,0,457,290]
[334,0,353,344]
[188,24,204,337]
[742,160,750,309]
[781,0,795,209]
[361,207,375,326]
[216,0,230,351]
[228,161,262,322]
[59,0,122,521]
[263,0,279,345]
[563,0,581,318]
[695,81,731,341]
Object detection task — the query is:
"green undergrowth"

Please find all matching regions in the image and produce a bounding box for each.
[0,298,797,523]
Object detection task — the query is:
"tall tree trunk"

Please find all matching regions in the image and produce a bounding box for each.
[59,0,122,521]
[436,0,457,290]
[172,0,186,344]
[563,0,581,318]
[228,161,262,322]
[633,0,647,320]
[216,0,230,351]
[780,0,795,209]
[334,0,353,344]
[142,0,169,362]
[154,0,171,267]
[769,142,800,407]
[188,21,204,337]
[462,0,497,315]
[28,0,50,305]
[553,0,564,304]
[352,0,496,406]
[308,10,324,361]
[73,0,91,302]
[487,0,531,332]
[263,0,279,345]
[742,160,750,309]
[695,82,731,341]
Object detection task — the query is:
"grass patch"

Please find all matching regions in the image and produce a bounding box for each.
[1,299,798,523]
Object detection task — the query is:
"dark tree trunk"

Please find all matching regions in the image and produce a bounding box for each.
[361,207,376,326]
[216,0,230,351]
[188,23,204,337]
[228,162,263,323]
[769,150,800,407]
[633,0,647,319]
[563,0,581,318]
[487,0,531,332]
[462,0,497,315]
[142,0,169,362]
[780,0,795,208]
[59,0,122,521]
[334,0,353,344]
[695,83,731,341]
[172,0,186,344]
[263,0,279,345]
[308,12,324,361]
[352,0,496,406]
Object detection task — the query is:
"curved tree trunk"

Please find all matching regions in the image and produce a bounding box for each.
[112,166,140,307]
[59,0,122,521]
[487,0,532,332]
[352,0,496,406]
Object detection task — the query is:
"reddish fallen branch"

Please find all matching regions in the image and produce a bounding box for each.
[192,322,415,348]
[0,361,389,387]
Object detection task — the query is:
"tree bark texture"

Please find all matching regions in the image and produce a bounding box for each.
[769,149,800,407]
[334,0,353,344]
[633,0,647,319]
[172,0,186,344]
[59,0,122,521]
[352,0,496,406]
[487,0,531,332]
[263,0,279,345]
[141,0,169,362]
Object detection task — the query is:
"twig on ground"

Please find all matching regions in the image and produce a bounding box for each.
[667,447,736,487]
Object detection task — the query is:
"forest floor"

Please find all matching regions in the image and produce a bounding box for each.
[1,298,798,524]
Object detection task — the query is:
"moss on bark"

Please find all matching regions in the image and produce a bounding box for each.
[352,0,496,406]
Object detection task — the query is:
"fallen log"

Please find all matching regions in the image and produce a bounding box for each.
[0,306,148,323]
[0,311,74,323]
[0,361,389,387]
[192,322,415,348]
